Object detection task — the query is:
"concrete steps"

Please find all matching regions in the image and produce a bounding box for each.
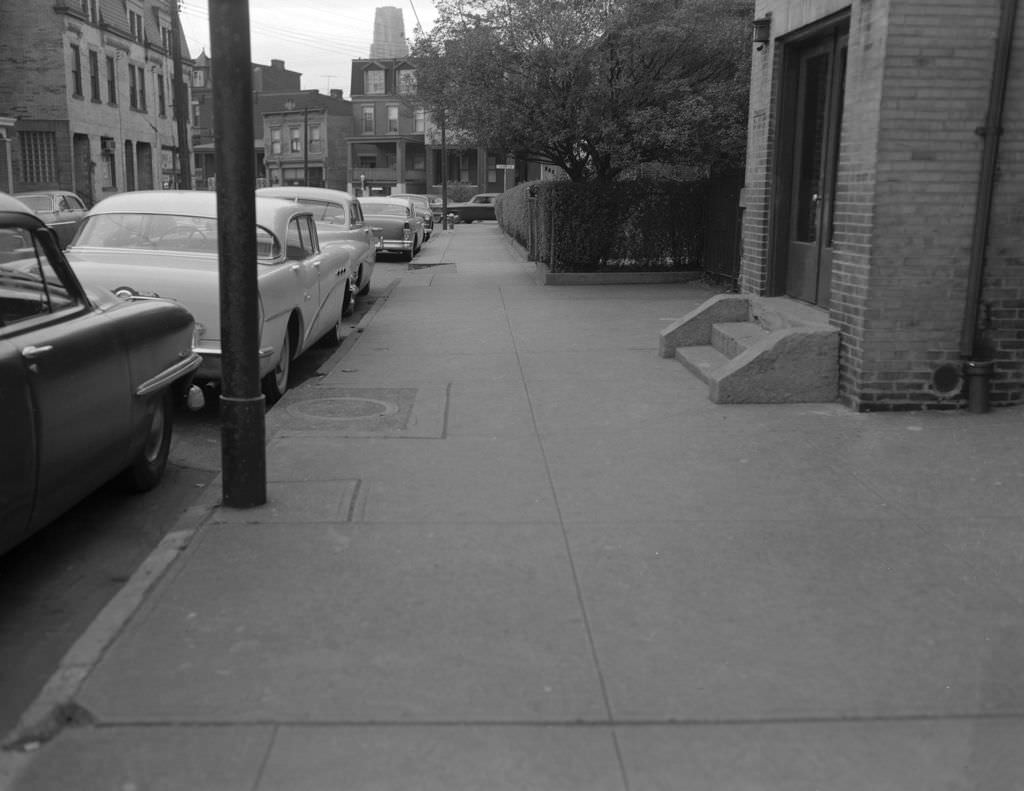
[660,295,839,404]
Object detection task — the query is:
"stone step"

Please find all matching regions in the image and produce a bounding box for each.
[710,321,770,359]
[675,344,730,384]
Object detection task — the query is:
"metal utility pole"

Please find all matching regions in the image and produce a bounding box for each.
[170,0,192,188]
[209,0,266,507]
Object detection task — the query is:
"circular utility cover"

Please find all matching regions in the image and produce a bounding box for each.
[288,397,399,420]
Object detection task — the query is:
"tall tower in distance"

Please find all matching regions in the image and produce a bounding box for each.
[370,6,409,58]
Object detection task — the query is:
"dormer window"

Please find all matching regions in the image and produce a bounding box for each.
[363,68,385,95]
[129,9,144,42]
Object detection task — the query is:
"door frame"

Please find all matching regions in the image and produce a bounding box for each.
[768,10,850,303]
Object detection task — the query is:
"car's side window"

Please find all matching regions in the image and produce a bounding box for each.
[286,216,319,259]
[0,228,78,329]
[352,202,364,225]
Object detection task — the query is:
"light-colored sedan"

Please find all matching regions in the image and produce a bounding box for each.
[257,186,380,297]
[65,190,358,403]
[391,193,434,241]
[358,197,425,261]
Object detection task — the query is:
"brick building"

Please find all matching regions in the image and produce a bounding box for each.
[740,0,1023,409]
[262,90,353,189]
[0,0,192,204]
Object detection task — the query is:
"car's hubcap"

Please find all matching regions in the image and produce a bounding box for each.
[143,399,166,463]
[275,334,291,392]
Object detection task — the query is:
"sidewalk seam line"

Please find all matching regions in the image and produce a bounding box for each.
[498,282,632,791]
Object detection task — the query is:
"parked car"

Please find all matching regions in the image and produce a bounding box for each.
[257,186,380,296]
[391,193,434,240]
[358,197,425,261]
[0,192,201,555]
[65,190,358,403]
[448,193,499,223]
[13,190,89,248]
[427,195,445,224]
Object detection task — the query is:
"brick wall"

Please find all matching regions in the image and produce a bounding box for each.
[743,0,1024,409]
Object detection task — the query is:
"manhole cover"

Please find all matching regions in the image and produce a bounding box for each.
[288,397,399,421]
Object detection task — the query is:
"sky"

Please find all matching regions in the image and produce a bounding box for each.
[177,0,439,96]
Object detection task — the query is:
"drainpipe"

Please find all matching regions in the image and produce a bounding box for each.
[960,0,1019,412]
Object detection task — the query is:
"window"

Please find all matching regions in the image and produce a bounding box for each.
[0,231,78,327]
[413,109,425,133]
[100,138,116,188]
[128,65,138,108]
[89,50,101,101]
[157,72,166,115]
[18,131,58,183]
[285,217,315,259]
[397,68,416,94]
[129,10,144,42]
[308,125,322,154]
[80,0,98,23]
[361,105,374,134]
[386,105,399,133]
[138,66,147,111]
[161,25,173,52]
[192,69,205,88]
[363,68,384,95]
[290,127,302,153]
[270,127,282,155]
[106,56,117,104]
[70,44,83,96]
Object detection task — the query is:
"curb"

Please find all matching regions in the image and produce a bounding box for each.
[0,280,397,761]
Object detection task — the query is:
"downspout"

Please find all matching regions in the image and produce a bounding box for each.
[960,0,1019,412]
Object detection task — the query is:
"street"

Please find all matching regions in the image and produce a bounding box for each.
[0,263,403,738]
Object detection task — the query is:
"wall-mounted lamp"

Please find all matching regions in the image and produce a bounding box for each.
[753,14,772,51]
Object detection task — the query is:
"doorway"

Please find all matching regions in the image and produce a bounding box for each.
[774,21,848,307]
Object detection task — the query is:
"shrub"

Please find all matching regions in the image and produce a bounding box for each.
[497,179,707,273]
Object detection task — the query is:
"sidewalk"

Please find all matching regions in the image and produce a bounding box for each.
[5,223,1024,790]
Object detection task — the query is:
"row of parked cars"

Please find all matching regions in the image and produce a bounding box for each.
[0,185,448,555]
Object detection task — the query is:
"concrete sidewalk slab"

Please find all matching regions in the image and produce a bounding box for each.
[7,223,1024,790]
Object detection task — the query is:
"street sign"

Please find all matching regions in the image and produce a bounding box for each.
[496,164,514,169]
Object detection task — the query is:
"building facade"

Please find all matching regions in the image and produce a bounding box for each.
[742,0,1024,409]
[347,57,428,195]
[0,0,192,204]
[263,91,353,189]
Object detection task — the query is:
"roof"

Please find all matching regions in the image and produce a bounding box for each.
[86,190,307,229]
[258,187,356,203]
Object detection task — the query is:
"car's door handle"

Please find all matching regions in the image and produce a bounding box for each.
[22,345,53,359]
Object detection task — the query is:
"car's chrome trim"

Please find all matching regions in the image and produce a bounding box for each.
[135,352,203,397]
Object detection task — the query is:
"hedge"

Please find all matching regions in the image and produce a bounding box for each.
[496,179,707,273]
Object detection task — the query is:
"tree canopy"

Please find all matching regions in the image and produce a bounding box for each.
[411,0,753,182]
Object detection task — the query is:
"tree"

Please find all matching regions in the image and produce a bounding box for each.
[411,0,753,182]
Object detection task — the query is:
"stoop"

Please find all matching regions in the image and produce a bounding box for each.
[659,294,839,404]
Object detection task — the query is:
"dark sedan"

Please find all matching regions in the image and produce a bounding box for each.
[448,193,499,223]
[0,193,201,555]
[13,190,89,249]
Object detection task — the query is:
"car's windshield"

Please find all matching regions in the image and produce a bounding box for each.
[16,195,51,212]
[72,213,281,260]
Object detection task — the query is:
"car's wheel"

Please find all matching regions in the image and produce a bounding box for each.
[262,327,292,404]
[403,248,414,262]
[358,265,371,296]
[321,283,351,348]
[122,389,173,492]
